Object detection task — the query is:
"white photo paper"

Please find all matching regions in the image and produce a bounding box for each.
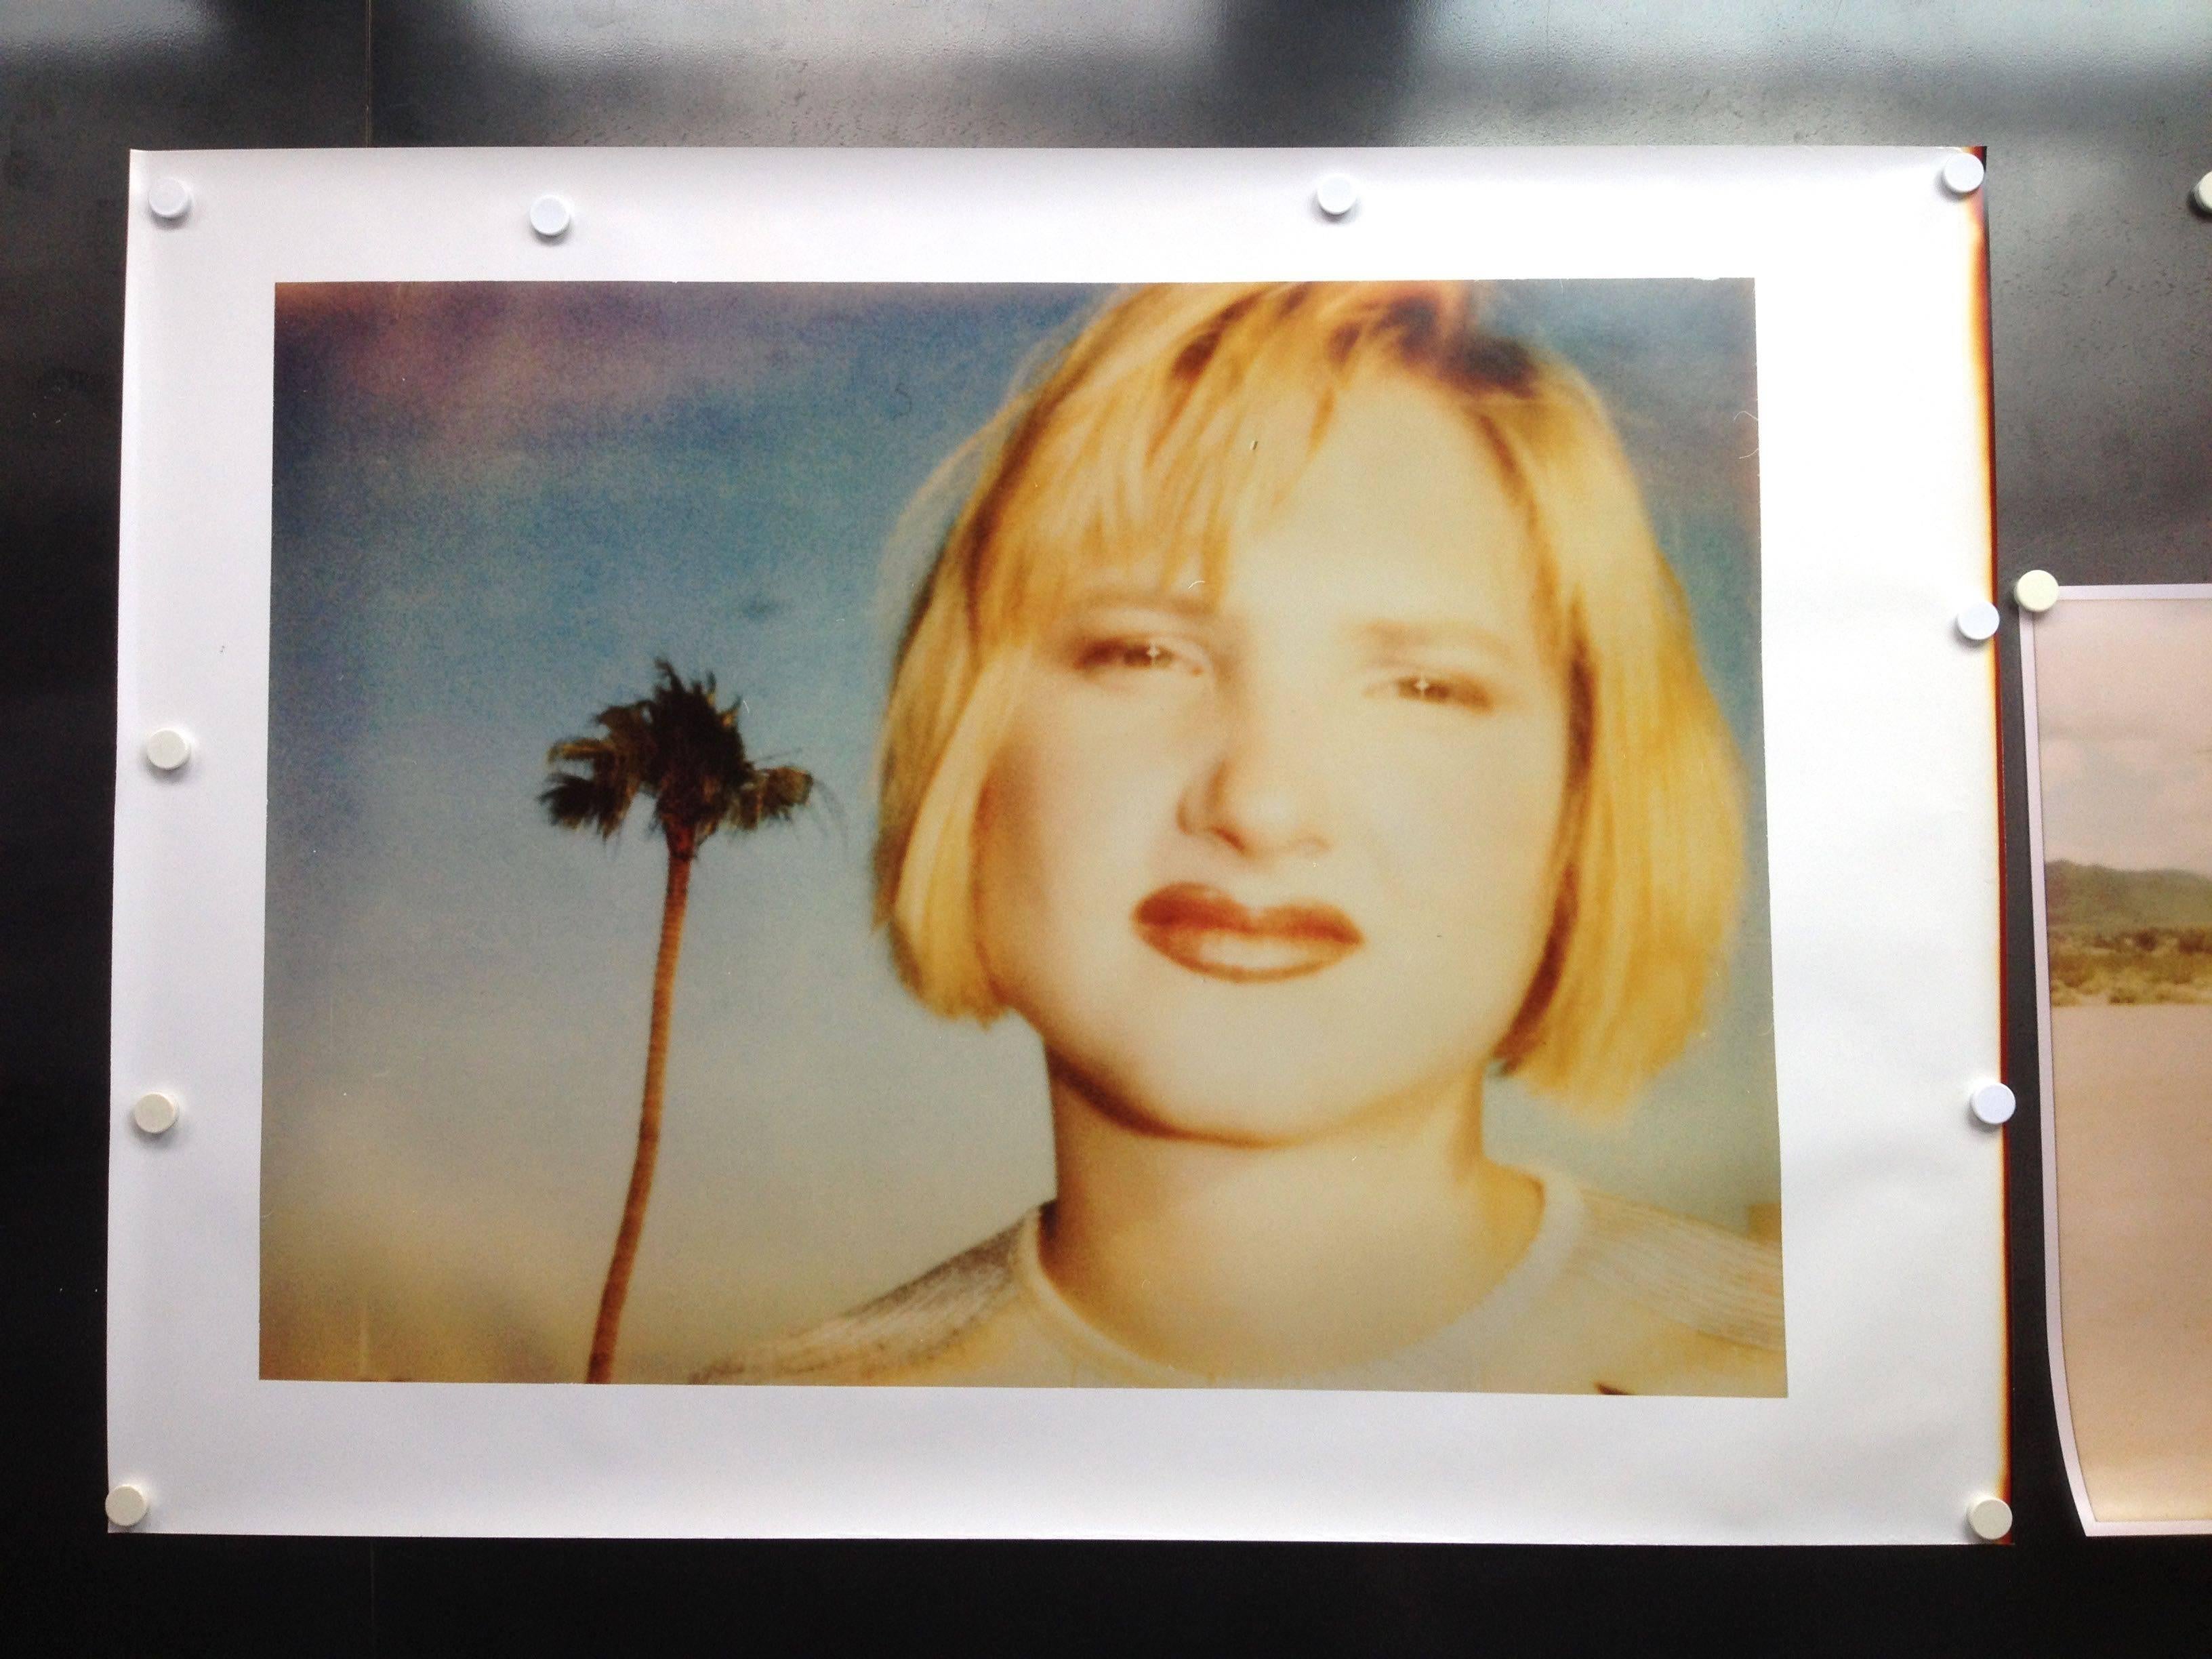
[111,145,2003,1540]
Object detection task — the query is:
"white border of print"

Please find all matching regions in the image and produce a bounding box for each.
[110,146,2003,1542]
[2022,581,2212,1537]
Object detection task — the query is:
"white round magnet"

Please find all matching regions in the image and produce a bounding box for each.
[529,194,573,241]
[2193,171,2212,216]
[106,1485,150,1528]
[1969,1082,2015,1126]
[1968,1495,2012,1541]
[1955,601,2001,642]
[1940,152,1985,197]
[144,727,192,773]
[2014,569,2060,613]
[131,1090,180,1135]
[1315,172,1358,220]
[148,177,192,223]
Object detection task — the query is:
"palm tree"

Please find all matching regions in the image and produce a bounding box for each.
[542,659,814,1383]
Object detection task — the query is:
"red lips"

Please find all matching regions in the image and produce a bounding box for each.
[1132,883,1364,983]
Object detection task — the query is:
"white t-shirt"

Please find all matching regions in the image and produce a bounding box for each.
[698,1172,1785,1395]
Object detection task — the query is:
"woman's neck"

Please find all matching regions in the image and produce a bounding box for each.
[1036,1063,1543,1378]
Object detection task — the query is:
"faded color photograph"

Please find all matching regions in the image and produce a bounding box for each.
[263,280,1782,1392]
[2032,590,2212,1521]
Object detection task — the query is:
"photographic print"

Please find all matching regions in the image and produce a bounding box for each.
[113,147,2007,1539]
[260,277,1782,1394]
[2027,586,2212,1530]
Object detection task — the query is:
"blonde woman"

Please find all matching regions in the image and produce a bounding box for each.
[702,283,1782,1394]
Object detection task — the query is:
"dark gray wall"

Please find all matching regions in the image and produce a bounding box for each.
[7,3,2209,1650]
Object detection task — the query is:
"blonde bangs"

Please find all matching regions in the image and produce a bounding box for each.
[969,286,1349,636]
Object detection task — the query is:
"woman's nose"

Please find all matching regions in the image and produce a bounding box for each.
[1177,684,1332,861]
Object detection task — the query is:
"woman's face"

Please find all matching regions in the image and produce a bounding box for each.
[972,374,1574,1145]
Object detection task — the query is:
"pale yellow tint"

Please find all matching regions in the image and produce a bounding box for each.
[2053,1005,2212,1521]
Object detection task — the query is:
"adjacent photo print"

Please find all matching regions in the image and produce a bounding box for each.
[2026,584,2212,1531]
[261,278,1782,1393]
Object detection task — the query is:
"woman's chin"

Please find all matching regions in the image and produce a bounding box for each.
[1107,1086,1370,1147]
[1019,972,1503,1145]
[1067,1044,1409,1147]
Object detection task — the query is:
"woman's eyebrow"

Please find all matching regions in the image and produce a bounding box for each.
[1061,582,1216,619]
[1353,617,1521,659]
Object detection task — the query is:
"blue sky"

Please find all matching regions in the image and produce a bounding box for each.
[262,279,1774,1382]
[2034,594,2212,880]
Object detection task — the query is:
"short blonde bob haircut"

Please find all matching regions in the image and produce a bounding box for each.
[874,282,1742,1110]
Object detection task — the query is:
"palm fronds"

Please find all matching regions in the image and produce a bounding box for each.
[540,658,815,854]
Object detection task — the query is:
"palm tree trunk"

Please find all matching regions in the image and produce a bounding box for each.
[586,844,694,1382]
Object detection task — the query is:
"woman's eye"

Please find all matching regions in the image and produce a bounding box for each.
[1391,673,1492,710]
[1077,638,1197,674]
